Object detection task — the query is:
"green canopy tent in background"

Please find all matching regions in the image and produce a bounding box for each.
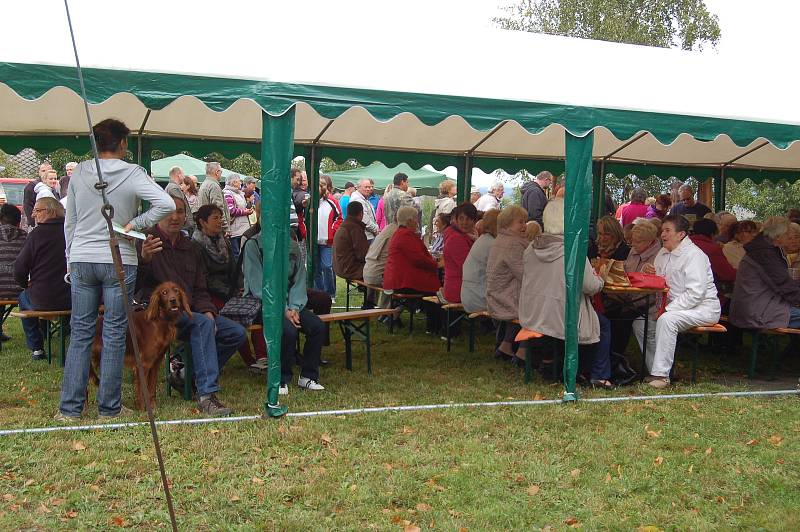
[2,5,799,414]
[149,153,249,183]
[327,162,448,196]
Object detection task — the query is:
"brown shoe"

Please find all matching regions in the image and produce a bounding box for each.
[647,377,670,389]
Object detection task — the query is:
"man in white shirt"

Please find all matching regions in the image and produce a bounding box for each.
[475,182,504,212]
[349,178,379,241]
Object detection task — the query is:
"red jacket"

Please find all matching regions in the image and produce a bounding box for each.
[442,225,475,302]
[383,226,440,293]
[690,234,737,283]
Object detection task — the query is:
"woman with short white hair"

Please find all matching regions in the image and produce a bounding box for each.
[519,199,613,388]
[643,214,720,388]
[222,173,253,261]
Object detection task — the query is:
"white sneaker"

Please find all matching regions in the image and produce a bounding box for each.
[279,384,289,396]
[298,376,325,391]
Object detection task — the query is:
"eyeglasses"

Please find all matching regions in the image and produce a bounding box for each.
[32,208,47,214]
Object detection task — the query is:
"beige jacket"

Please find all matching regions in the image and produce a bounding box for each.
[519,233,604,344]
[485,229,528,321]
[363,223,399,286]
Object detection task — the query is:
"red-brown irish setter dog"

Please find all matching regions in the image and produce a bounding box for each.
[90,281,191,410]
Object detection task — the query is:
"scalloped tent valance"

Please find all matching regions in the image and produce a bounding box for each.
[1,63,799,184]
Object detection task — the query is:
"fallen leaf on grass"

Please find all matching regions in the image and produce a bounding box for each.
[458,528,468,532]
[321,434,333,445]
[349,484,357,492]
[229,495,240,502]
[51,498,66,506]
[210,429,220,435]
[36,504,51,514]
[533,393,544,401]
[688,465,694,474]
[716,496,725,503]
[654,456,664,465]
[570,468,581,478]
[416,503,431,511]
[2,494,13,501]
[404,526,421,532]
[605,473,612,483]
[251,477,265,485]
[66,510,78,519]
[23,479,34,487]
[646,430,661,439]
[690,404,699,412]
[746,439,759,446]
[71,441,86,452]
[448,509,461,517]
[776,459,785,465]
[402,426,415,434]
[564,516,580,527]
[114,459,125,464]
[768,435,783,446]
[526,484,541,496]
[683,446,695,455]
[109,516,127,527]
[636,526,663,532]
[705,448,712,455]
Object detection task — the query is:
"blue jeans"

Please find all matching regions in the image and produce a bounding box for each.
[176,312,245,396]
[230,236,241,264]
[59,263,136,417]
[582,312,612,381]
[789,307,800,328]
[314,244,336,299]
[18,290,45,351]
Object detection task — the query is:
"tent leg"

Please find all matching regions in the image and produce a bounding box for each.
[307,146,320,287]
[562,131,595,402]
[261,109,295,419]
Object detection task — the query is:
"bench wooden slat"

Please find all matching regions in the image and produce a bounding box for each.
[515,328,544,342]
[348,279,384,292]
[390,293,424,299]
[10,310,71,319]
[0,300,17,306]
[319,308,398,322]
[686,323,727,334]
[468,311,490,319]
[764,327,800,335]
[422,296,439,304]
[442,303,464,311]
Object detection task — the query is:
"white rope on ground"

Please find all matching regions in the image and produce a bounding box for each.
[1,389,797,437]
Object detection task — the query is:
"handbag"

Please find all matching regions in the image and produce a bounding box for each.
[220,238,262,326]
[596,259,631,287]
[220,294,262,326]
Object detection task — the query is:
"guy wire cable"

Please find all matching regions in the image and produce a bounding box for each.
[62,2,178,529]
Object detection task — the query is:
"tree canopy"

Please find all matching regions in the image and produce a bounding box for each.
[494,0,721,51]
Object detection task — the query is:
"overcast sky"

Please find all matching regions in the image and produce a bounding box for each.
[3,0,797,189]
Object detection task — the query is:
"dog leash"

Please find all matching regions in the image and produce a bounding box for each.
[62,2,178,530]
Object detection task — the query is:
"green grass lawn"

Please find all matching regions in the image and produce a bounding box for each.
[0,278,798,529]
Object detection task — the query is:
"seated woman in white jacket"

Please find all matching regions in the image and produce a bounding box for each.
[643,214,721,388]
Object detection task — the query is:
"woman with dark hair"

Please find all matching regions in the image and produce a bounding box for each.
[193,204,237,307]
[58,118,175,421]
[722,220,758,269]
[429,212,450,260]
[642,214,720,388]
[181,176,199,213]
[441,202,479,303]
[646,194,671,220]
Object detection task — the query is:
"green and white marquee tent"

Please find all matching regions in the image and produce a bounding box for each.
[1,1,799,413]
[149,154,244,183]
[328,162,448,196]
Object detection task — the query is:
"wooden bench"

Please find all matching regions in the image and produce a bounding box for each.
[0,300,17,352]
[515,327,545,384]
[422,296,471,352]
[679,323,728,383]
[9,309,71,366]
[344,279,384,312]
[748,326,800,380]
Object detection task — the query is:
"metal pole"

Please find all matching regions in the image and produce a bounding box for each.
[62,3,178,530]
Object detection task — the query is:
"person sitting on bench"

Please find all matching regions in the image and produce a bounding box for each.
[0,204,26,343]
[137,194,245,416]
[333,201,375,309]
[13,198,71,361]
[730,216,800,332]
[383,206,442,333]
[243,220,325,395]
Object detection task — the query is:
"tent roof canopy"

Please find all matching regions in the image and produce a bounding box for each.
[1,3,799,180]
[149,153,251,182]
[326,162,447,193]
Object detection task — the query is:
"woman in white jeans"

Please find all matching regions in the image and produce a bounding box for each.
[640,214,720,388]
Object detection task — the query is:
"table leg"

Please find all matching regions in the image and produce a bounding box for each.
[446,308,452,352]
[640,294,651,381]
[365,319,372,374]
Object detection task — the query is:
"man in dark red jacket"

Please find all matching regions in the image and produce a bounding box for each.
[137,194,245,416]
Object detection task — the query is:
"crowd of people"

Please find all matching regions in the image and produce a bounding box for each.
[5,119,800,421]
